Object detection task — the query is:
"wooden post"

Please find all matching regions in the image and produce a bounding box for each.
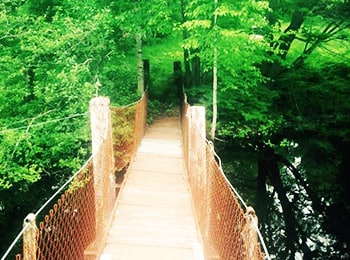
[173,61,183,101]
[188,105,206,181]
[86,97,114,258]
[244,206,259,260]
[23,213,37,260]
[89,97,111,155]
[143,59,150,91]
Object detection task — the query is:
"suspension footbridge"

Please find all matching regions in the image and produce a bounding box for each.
[2,93,268,260]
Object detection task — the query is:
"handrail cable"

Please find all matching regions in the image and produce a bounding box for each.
[0,113,88,134]
[1,92,147,134]
[207,140,272,260]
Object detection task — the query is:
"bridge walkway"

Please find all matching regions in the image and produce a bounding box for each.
[100,117,204,260]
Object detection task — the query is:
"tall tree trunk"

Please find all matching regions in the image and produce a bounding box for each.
[136,33,144,95]
[276,10,305,60]
[261,147,298,259]
[278,154,325,215]
[261,10,305,80]
[210,0,218,141]
[181,0,192,88]
[191,49,201,86]
[183,48,191,88]
[256,157,269,234]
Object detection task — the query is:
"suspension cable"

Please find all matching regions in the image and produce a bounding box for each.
[0,113,88,134]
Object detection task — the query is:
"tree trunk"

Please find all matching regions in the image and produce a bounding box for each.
[278,155,325,215]
[256,157,269,234]
[183,49,191,88]
[261,147,298,259]
[191,49,201,87]
[260,10,305,80]
[181,0,192,88]
[143,59,150,91]
[136,33,144,95]
[210,0,218,141]
[276,10,305,60]
[173,61,183,103]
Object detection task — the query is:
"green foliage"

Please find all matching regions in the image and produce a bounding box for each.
[0,0,144,254]
[0,0,143,190]
[182,0,277,142]
[67,169,91,193]
[114,0,179,40]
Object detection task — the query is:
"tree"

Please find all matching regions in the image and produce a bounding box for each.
[211,0,218,141]
[181,0,273,138]
[253,1,350,258]
[179,0,350,258]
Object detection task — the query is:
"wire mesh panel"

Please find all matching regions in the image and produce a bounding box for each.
[110,93,147,172]
[182,101,265,260]
[133,93,147,153]
[14,161,95,260]
[36,162,95,259]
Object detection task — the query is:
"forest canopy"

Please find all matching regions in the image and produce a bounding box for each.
[1,0,349,259]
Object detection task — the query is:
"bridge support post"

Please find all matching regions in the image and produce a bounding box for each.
[187,106,210,238]
[143,59,150,91]
[23,213,37,260]
[173,61,183,102]
[243,207,260,260]
[188,106,206,187]
[86,97,115,259]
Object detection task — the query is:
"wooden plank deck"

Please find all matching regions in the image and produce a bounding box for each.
[100,117,204,260]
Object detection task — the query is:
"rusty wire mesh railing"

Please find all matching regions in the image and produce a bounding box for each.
[111,93,147,172]
[34,160,95,260]
[8,158,96,260]
[110,93,147,196]
[2,94,148,260]
[181,101,266,260]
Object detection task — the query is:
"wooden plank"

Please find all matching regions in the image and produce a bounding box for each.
[101,244,194,260]
[131,156,185,175]
[123,171,188,192]
[137,138,183,156]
